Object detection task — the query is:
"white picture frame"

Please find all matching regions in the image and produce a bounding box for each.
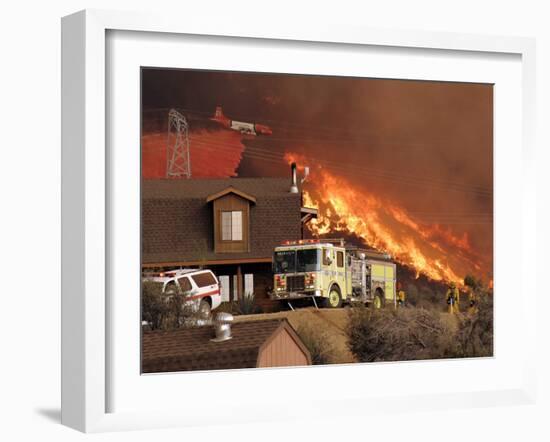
[61,9,537,433]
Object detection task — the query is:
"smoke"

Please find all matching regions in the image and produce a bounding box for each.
[236,74,493,281]
[141,69,493,281]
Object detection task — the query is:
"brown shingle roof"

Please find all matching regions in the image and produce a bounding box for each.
[142,177,298,199]
[142,178,302,265]
[141,319,309,372]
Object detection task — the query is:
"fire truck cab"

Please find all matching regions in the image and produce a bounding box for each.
[270,239,396,308]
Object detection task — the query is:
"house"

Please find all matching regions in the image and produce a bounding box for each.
[141,319,312,372]
[142,164,316,305]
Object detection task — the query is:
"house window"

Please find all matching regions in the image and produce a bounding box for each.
[209,190,252,254]
[221,210,243,241]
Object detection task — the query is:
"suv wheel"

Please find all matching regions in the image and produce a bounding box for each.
[198,298,212,319]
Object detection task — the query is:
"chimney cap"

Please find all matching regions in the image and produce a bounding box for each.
[211,312,234,342]
[290,162,299,193]
[213,312,234,325]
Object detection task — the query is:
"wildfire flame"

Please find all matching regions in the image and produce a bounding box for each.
[287,153,489,285]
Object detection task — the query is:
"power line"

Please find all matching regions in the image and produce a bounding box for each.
[242,146,493,197]
[143,136,493,197]
[143,105,490,150]
[143,107,493,196]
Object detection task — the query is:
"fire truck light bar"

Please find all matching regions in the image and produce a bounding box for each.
[282,239,320,245]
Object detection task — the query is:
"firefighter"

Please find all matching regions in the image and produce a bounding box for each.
[397,282,406,308]
[446,281,460,314]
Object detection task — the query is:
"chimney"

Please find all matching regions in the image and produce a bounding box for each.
[210,312,234,342]
[290,162,299,193]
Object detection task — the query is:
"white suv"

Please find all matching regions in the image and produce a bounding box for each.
[143,268,222,317]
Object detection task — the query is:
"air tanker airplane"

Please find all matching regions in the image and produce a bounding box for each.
[211,106,273,136]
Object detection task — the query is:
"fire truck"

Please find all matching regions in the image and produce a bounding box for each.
[270,239,396,308]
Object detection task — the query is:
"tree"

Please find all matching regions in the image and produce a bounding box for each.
[141,281,169,330]
[141,280,202,330]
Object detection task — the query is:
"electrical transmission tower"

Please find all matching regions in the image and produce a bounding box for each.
[166,109,191,178]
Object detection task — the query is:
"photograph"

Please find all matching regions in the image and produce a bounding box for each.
[140,68,494,373]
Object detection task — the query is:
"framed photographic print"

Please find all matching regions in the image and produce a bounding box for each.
[61,9,537,433]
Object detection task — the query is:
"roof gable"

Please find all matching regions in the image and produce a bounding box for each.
[206,186,257,204]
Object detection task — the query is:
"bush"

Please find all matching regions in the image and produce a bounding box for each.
[455,291,493,357]
[236,293,262,315]
[346,286,493,362]
[207,295,263,317]
[141,280,204,330]
[215,301,237,314]
[347,306,457,362]
[142,281,170,330]
[296,322,336,365]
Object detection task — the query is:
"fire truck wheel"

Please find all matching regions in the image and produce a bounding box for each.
[325,286,342,308]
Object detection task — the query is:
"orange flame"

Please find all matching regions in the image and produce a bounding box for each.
[289,153,488,285]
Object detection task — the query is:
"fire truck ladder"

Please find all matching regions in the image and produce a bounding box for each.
[166,109,191,178]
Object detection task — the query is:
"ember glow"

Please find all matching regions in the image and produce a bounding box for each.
[287,153,488,285]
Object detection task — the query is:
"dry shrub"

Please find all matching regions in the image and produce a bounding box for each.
[296,322,337,365]
[455,292,493,357]
[347,306,457,362]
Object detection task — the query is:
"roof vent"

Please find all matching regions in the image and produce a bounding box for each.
[211,312,234,342]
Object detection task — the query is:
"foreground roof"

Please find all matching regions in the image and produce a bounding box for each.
[142,319,310,372]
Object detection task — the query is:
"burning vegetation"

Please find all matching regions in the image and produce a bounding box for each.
[286,153,490,286]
